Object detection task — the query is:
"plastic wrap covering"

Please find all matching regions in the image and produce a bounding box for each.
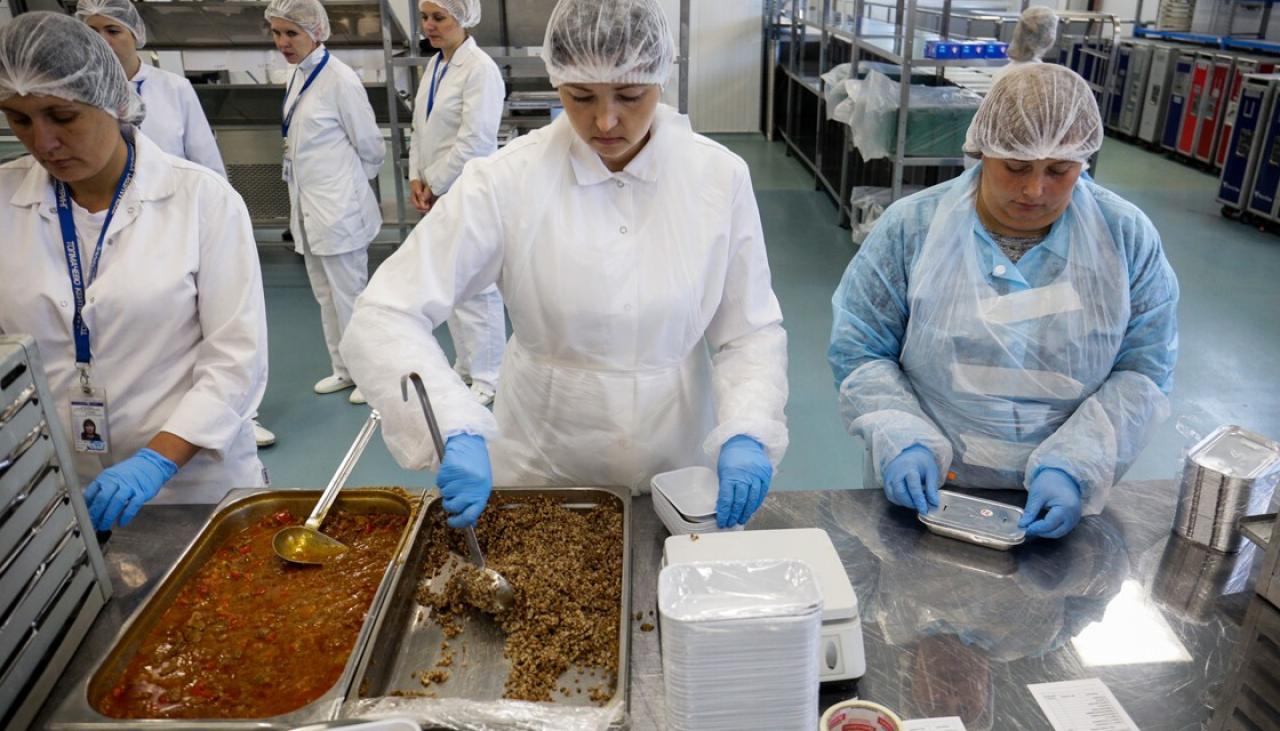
[848,185,923,244]
[857,60,935,83]
[659,560,822,730]
[821,62,852,119]
[341,696,623,731]
[832,78,861,126]
[851,71,983,160]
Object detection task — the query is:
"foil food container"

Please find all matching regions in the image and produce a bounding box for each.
[918,490,1026,550]
[48,488,425,730]
[1173,425,1280,553]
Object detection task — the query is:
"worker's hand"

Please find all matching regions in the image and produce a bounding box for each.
[409,179,432,213]
[883,444,940,515]
[1019,468,1082,539]
[83,448,178,531]
[437,434,492,528]
[716,435,772,528]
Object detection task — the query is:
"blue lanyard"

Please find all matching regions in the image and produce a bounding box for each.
[134,78,144,95]
[282,48,330,138]
[55,139,136,367]
[426,53,449,117]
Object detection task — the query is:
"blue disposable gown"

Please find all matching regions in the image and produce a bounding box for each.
[828,164,1178,514]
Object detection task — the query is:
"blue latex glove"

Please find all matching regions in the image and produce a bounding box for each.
[882,444,940,515]
[84,448,178,531]
[716,435,773,528]
[437,434,492,528]
[1018,468,1083,539]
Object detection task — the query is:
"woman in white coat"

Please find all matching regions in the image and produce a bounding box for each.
[0,13,268,530]
[75,0,226,178]
[266,0,385,404]
[409,0,507,406]
[79,0,276,447]
[342,0,788,530]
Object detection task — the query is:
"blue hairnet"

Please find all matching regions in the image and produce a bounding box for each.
[0,11,144,125]
[76,0,147,48]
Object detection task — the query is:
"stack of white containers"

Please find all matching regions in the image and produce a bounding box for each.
[658,559,823,730]
[651,467,743,535]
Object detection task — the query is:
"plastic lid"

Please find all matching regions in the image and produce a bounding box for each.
[919,490,1026,544]
[1191,426,1280,479]
[658,559,823,623]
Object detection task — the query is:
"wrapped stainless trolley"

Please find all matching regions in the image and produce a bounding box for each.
[0,335,113,731]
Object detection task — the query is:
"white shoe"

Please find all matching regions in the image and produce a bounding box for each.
[470,383,495,407]
[314,375,354,394]
[252,420,276,447]
[349,387,367,405]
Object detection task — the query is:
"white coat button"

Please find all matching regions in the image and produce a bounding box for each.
[993,264,1007,276]
[616,180,625,188]
[60,300,68,308]
[620,225,628,234]
[126,206,136,215]
[89,297,96,303]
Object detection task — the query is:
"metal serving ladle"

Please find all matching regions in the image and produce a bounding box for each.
[402,372,513,613]
[273,410,382,565]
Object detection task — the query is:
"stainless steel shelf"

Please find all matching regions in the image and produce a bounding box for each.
[780,64,825,96]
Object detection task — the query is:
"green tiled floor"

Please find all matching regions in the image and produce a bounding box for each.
[257,134,1280,493]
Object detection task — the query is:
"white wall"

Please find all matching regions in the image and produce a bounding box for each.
[687,0,764,133]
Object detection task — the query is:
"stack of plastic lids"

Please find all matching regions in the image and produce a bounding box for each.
[651,467,743,535]
[658,559,823,730]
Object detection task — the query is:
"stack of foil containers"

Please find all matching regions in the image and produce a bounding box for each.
[1174,425,1280,553]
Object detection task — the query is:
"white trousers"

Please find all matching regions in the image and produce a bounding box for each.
[449,284,506,390]
[300,235,368,380]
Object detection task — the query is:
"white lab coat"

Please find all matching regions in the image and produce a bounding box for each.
[132,63,227,178]
[408,35,505,194]
[407,35,507,391]
[0,131,268,503]
[341,106,789,492]
[283,45,385,256]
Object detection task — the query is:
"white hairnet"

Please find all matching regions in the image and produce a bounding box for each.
[1006,6,1057,63]
[963,62,1102,163]
[421,0,482,29]
[76,0,147,48]
[0,12,145,125]
[264,0,332,43]
[541,0,676,88]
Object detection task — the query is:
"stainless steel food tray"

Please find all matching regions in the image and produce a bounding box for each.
[347,486,632,726]
[48,487,426,730]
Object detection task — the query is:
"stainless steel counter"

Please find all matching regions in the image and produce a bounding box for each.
[32,481,1264,730]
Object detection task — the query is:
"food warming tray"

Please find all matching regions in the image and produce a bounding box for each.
[48,487,426,730]
[347,486,632,725]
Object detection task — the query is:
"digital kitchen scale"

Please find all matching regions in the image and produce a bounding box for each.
[663,528,866,682]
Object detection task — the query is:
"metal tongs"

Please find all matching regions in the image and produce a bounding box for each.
[273,410,381,565]
[402,372,514,613]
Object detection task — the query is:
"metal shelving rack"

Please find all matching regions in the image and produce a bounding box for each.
[769,0,1013,225]
[769,1,1122,227]
[0,335,113,731]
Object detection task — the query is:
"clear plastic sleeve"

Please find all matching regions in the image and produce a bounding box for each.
[850,71,983,161]
[340,696,624,731]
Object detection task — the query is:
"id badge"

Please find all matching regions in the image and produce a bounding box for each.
[71,388,111,454]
